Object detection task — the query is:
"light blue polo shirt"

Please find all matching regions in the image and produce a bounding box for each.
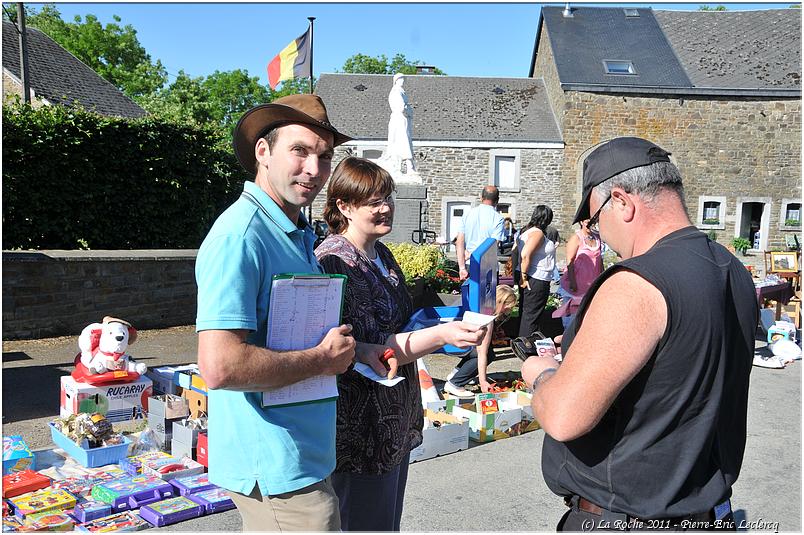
[195,180,335,496]
[456,203,505,256]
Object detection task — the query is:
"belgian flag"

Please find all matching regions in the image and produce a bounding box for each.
[267,29,311,90]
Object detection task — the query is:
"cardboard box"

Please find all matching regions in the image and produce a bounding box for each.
[196,432,208,468]
[409,410,469,463]
[190,374,208,394]
[450,403,522,443]
[182,388,208,419]
[172,419,206,447]
[174,368,199,390]
[496,391,541,433]
[59,375,152,424]
[3,436,35,475]
[149,395,190,421]
[141,454,204,481]
[768,321,797,343]
[147,365,198,395]
[170,438,197,461]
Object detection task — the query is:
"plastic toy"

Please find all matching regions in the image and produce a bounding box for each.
[2,469,51,498]
[169,473,214,496]
[188,487,236,514]
[73,500,113,523]
[8,487,77,520]
[2,436,34,475]
[75,510,150,532]
[138,496,204,527]
[72,317,147,385]
[91,475,174,512]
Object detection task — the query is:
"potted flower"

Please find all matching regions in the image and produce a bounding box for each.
[731,237,751,256]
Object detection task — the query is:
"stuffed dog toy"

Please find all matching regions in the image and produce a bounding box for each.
[78,316,147,375]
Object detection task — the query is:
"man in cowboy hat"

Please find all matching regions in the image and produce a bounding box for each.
[520,137,757,530]
[195,94,388,531]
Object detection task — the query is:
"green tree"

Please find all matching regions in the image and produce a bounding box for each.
[341,53,445,75]
[139,70,309,136]
[20,4,167,98]
[698,5,728,10]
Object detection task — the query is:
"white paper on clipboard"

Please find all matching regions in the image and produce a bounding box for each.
[261,274,345,407]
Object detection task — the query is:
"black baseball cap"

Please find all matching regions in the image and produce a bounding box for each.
[573,137,672,224]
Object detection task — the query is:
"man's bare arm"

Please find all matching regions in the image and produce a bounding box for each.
[198,325,355,391]
[522,270,667,441]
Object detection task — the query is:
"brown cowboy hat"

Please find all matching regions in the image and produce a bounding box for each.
[232,94,352,172]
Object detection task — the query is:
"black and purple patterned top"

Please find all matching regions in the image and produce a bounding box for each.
[315,234,423,475]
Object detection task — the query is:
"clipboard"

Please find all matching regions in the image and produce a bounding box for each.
[261,274,347,408]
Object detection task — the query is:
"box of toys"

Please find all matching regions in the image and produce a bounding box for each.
[496,391,541,433]
[138,496,204,527]
[91,474,174,512]
[60,375,152,424]
[2,469,51,498]
[3,436,35,475]
[409,409,469,463]
[188,487,235,514]
[75,510,150,532]
[450,403,522,443]
[8,488,77,520]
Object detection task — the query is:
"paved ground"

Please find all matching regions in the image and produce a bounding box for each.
[2,326,800,532]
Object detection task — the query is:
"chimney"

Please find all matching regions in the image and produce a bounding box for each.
[563,3,573,18]
[415,65,437,75]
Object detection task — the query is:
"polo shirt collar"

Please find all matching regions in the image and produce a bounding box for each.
[243,181,312,235]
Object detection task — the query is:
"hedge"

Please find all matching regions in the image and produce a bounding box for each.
[2,103,251,249]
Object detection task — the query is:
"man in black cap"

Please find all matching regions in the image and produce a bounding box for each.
[521,137,757,530]
[195,94,388,531]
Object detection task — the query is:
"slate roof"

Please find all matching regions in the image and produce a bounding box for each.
[653,9,801,90]
[3,20,147,118]
[315,73,562,143]
[531,6,801,97]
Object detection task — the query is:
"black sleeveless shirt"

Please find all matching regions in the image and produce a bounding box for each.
[541,226,757,519]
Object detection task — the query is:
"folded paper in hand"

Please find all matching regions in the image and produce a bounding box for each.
[461,311,497,328]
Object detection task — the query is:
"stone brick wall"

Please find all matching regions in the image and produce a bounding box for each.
[315,146,566,245]
[532,32,802,250]
[3,250,197,340]
[3,71,44,108]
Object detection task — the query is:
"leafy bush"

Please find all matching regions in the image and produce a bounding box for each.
[384,243,462,293]
[784,218,801,227]
[706,230,718,241]
[2,103,249,249]
[702,218,720,225]
[731,237,751,254]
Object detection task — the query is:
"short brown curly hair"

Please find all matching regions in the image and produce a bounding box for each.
[323,157,396,234]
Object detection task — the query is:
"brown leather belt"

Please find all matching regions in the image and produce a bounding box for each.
[572,496,719,524]
[578,497,604,515]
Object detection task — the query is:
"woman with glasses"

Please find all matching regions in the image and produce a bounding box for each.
[315,157,486,531]
[517,205,557,338]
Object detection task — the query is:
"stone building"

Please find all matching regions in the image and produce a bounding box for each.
[2,20,146,118]
[315,73,563,245]
[315,6,800,252]
[530,5,801,251]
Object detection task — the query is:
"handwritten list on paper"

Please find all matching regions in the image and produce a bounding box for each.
[262,275,345,407]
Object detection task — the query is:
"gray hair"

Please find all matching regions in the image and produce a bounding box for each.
[593,161,687,211]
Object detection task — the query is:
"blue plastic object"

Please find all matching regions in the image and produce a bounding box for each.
[49,423,131,468]
[405,237,498,355]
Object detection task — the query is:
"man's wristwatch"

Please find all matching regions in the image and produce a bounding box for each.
[531,367,558,391]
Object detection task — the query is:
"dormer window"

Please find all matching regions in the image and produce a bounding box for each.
[603,60,637,75]
[624,8,640,17]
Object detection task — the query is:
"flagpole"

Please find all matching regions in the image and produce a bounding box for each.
[307,17,315,94]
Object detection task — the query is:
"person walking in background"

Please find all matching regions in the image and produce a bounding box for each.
[455,186,505,280]
[521,137,756,530]
[517,205,557,338]
[555,218,603,328]
[499,217,516,255]
[315,157,486,531]
[444,285,518,397]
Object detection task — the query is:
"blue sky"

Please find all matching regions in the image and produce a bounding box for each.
[47,2,794,87]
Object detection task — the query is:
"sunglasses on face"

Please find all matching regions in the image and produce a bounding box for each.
[587,195,611,232]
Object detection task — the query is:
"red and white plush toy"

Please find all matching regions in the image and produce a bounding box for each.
[78,317,147,375]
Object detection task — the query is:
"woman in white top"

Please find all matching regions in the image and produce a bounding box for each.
[517,205,557,337]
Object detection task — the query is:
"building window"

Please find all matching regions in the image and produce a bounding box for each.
[488,149,521,192]
[623,8,640,17]
[603,60,637,75]
[355,146,384,161]
[780,199,801,229]
[696,196,726,230]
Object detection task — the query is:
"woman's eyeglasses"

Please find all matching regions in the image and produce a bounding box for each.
[363,194,395,212]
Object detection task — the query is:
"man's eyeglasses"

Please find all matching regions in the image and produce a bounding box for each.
[587,195,611,232]
[363,194,395,212]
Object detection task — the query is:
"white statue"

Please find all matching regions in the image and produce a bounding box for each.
[384,73,416,173]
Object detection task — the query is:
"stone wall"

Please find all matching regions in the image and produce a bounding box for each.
[532,29,802,250]
[2,71,44,108]
[316,146,566,245]
[3,250,197,340]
